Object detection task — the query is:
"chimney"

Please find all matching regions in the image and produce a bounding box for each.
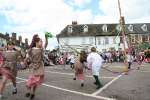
[5,33,10,40]
[72,21,78,25]
[5,33,9,37]
[19,36,22,43]
[25,38,28,45]
[12,32,17,41]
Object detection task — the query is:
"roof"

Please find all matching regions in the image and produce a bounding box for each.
[0,33,9,40]
[0,33,28,49]
[57,23,150,38]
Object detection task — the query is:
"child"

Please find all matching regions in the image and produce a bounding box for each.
[73,51,87,87]
[25,34,48,100]
[0,41,22,98]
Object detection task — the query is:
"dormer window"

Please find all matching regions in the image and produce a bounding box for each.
[68,25,73,33]
[141,24,147,32]
[116,24,122,32]
[128,24,134,32]
[83,25,88,32]
[102,24,108,32]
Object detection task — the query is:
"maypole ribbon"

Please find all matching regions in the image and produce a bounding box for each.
[45,32,53,38]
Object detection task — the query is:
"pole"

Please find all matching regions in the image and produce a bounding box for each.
[117,0,129,73]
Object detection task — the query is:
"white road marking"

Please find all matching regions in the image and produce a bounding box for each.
[91,73,124,96]
[6,80,26,86]
[18,70,115,79]
[17,77,115,100]
[138,71,150,73]
[45,71,115,79]
[17,77,27,81]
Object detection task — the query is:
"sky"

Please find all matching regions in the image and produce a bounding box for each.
[0,0,150,50]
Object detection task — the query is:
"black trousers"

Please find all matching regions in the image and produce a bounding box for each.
[128,62,132,69]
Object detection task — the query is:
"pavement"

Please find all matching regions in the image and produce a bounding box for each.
[1,62,150,100]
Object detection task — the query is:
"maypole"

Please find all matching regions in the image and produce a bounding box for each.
[117,0,129,73]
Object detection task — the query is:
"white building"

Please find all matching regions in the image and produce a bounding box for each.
[57,22,150,52]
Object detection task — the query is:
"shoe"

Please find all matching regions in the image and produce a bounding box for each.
[0,94,3,99]
[96,84,103,89]
[81,83,84,87]
[12,88,17,95]
[73,78,76,80]
[25,93,30,97]
[93,82,97,85]
[30,94,35,100]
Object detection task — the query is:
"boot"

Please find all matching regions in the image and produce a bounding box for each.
[12,88,17,95]
[30,94,35,100]
[25,93,30,97]
[93,75,102,89]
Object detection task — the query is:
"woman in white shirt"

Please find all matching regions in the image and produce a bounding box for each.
[87,47,103,89]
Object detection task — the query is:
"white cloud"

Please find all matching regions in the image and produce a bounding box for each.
[98,0,150,23]
[0,0,150,50]
[0,0,94,49]
[93,16,118,24]
[66,0,91,7]
[74,10,93,24]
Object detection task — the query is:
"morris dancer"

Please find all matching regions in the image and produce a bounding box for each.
[126,52,133,69]
[69,53,75,69]
[73,51,87,87]
[25,34,48,100]
[87,47,103,89]
[0,41,22,99]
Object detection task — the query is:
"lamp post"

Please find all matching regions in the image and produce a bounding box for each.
[117,0,129,73]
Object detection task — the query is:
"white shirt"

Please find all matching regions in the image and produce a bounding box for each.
[87,52,103,68]
[126,54,133,62]
[87,52,103,76]
[69,54,75,63]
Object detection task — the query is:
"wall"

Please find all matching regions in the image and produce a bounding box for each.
[58,36,125,52]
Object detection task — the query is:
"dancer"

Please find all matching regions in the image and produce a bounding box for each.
[73,51,87,87]
[126,52,133,69]
[25,34,48,100]
[69,53,75,69]
[87,47,103,89]
[0,41,22,99]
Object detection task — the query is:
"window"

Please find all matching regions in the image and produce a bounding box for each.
[116,25,121,32]
[83,25,88,32]
[131,35,135,43]
[128,25,134,32]
[141,24,147,32]
[97,37,101,45]
[135,35,138,41]
[68,26,73,33]
[105,37,109,44]
[65,38,69,45]
[82,37,86,44]
[138,35,142,43]
[89,37,93,44]
[102,24,108,32]
[142,35,149,42]
[113,37,116,44]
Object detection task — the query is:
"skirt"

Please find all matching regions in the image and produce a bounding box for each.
[0,67,15,80]
[75,68,84,80]
[145,58,150,63]
[74,60,84,80]
[26,75,44,88]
